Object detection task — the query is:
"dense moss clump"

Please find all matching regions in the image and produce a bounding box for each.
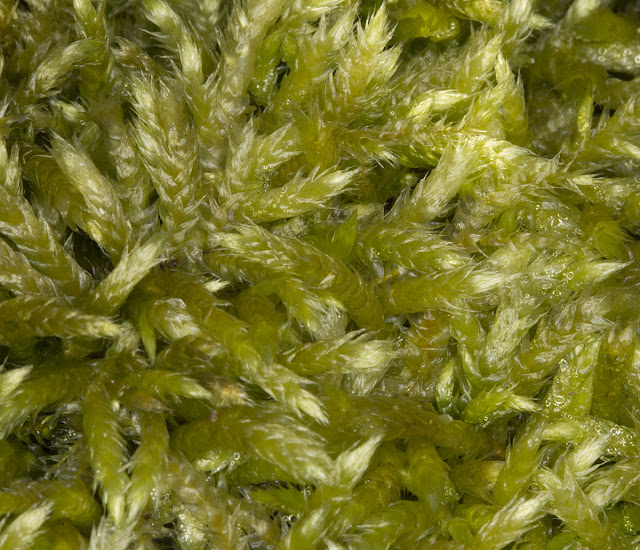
[3,0,640,547]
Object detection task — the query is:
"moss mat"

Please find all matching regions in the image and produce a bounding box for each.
[1,0,640,548]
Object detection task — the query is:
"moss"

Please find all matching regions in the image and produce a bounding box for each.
[0,0,640,548]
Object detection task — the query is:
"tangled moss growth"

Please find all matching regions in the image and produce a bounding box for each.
[3,0,640,547]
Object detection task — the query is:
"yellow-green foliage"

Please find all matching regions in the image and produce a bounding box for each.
[1,0,640,548]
